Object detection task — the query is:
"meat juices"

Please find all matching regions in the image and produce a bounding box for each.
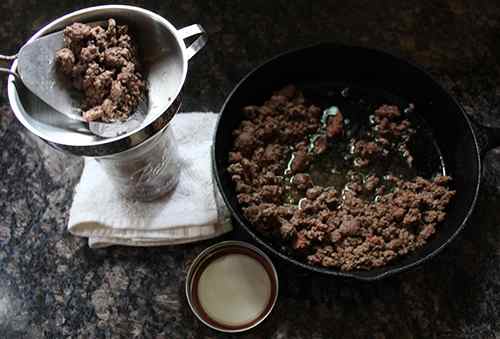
[55,19,146,122]
[228,85,455,271]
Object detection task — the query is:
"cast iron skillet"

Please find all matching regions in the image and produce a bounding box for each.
[213,43,481,280]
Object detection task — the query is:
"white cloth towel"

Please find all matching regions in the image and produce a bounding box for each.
[68,113,232,248]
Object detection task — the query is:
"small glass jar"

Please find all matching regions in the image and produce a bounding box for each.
[96,125,180,201]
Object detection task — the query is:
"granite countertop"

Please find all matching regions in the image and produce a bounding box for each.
[1,1,500,338]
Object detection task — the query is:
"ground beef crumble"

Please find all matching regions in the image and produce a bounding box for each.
[228,85,456,271]
[55,19,146,122]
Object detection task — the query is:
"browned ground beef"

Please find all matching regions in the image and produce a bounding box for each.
[55,19,146,122]
[228,85,455,271]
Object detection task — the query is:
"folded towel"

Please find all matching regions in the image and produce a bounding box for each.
[68,113,231,248]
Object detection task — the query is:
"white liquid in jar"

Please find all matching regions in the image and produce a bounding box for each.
[196,253,272,327]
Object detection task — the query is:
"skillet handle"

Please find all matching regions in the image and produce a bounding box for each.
[470,119,500,156]
[178,24,207,60]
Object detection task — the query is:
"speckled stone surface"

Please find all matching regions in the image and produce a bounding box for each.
[1,1,500,338]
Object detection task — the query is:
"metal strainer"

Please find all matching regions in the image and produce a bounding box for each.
[6,5,207,157]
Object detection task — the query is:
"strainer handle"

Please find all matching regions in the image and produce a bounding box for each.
[178,24,208,60]
[0,54,20,80]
